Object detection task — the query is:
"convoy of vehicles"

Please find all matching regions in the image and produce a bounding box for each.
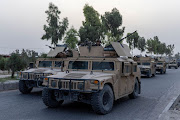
[41,42,141,114]
[134,56,156,78]
[17,41,178,114]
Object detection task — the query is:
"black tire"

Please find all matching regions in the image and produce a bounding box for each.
[169,66,171,69]
[129,79,139,99]
[160,69,163,74]
[91,84,114,115]
[42,88,63,108]
[19,80,33,94]
[175,66,178,69]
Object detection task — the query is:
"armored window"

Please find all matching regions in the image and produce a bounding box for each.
[38,61,52,67]
[55,61,62,67]
[133,65,137,72]
[68,61,88,70]
[142,62,150,66]
[92,62,114,71]
[157,63,163,65]
[125,65,131,73]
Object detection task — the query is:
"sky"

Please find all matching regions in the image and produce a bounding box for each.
[0,0,180,55]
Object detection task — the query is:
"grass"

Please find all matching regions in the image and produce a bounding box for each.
[0,77,18,83]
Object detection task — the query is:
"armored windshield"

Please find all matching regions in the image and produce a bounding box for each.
[92,62,114,71]
[68,61,88,70]
[157,62,163,65]
[142,62,150,66]
[38,61,52,67]
[55,61,62,67]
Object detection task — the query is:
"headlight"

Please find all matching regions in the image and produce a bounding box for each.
[90,80,99,85]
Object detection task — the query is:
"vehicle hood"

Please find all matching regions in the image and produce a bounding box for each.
[156,65,163,68]
[48,71,115,81]
[138,65,150,69]
[22,68,62,74]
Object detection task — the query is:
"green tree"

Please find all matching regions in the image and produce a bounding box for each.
[102,8,125,44]
[167,44,175,56]
[79,4,103,44]
[42,3,69,46]
[64,27,78,49]
[146,38,154,54]
[0,57,8,71]
[126,32,139,55]
[137,37,146,53]
[6,53,26,78]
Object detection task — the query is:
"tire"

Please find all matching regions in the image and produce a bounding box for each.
[42,88,63,108]
[169,67,171,69]
[160,69,163,74]
[19,80,33,94]
[129,79,139,99]
[175,67,178,69]
[91,84,114,115]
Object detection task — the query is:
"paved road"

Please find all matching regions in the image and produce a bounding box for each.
[0,69,180,120]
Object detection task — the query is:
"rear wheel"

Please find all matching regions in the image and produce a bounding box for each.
[129,79,139,99]
[19,80,33,94]
[91,84,114,115]
[42,88,63,108]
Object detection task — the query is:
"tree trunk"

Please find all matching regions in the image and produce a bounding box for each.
[11,71,15,78]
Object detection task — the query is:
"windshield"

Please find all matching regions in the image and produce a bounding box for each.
[38,61,52,67]
[55,61,62,67]
[137,62,141,65]
[157,63,163,65]
[170,62,176,64]
[142,62,150,66]
[68,61,88,70]
[92,62,114,71]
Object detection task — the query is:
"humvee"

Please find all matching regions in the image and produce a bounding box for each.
[134,56,156,78]
[168,60,178,69]
[155,57,167,74]
[41,42,141,114]
[18,45,74,94]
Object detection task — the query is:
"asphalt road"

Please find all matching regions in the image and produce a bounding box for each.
[0,68,180,120]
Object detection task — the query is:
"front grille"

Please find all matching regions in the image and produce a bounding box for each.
[20,73,52,80]
[58,80,84,90]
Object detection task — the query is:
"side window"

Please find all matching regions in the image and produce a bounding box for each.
[125,65,131,73]
[133,65,137,72]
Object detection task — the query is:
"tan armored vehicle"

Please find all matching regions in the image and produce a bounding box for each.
[18,45,73,94]
[41,42,141,114]
[134,56,156,78]
[155,57,167,74]
[168,60,178,69]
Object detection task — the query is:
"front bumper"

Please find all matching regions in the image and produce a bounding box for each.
[140,68,150,76]
[17,72,52,87]
[42,77,100,93]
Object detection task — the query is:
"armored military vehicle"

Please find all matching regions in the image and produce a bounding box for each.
[41,42,141,114]
[18,45,75,94]
[134,56,156,78]
[155,57,167,74]
[168,60,178,69]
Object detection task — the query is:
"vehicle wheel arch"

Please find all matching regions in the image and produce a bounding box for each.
[103,82,115,99]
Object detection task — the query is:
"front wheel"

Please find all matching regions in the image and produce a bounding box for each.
[91,85,114,115]
[129,79,140,99]
[42,88,63,108]
[19,80,33,94]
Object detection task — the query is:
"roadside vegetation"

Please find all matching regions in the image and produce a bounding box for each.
[0,76,18,83]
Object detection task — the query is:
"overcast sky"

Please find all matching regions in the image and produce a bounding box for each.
[0,0,180,55]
